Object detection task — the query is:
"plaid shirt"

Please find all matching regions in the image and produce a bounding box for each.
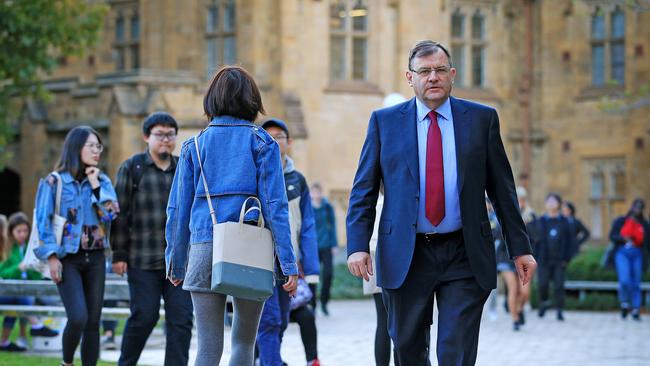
[111,152,177,270]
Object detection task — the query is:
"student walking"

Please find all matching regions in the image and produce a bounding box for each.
[165,66,297,366]
[112,112,193,366]
[34,126,119,366]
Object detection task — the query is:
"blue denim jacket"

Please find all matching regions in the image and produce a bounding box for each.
[34,171,118,260]
[165,116,298,280]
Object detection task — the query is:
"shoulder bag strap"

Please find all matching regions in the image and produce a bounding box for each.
[51,171,63,216]
[194,135,218,226]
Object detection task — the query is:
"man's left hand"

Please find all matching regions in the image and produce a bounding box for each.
[514,254,537,286]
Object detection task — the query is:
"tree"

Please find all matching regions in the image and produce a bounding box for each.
[0,0,107,168]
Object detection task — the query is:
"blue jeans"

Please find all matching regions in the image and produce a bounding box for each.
[0,296,33,329]
[256,284,291,366]
[615,246,643,309]
[118,268,193,366]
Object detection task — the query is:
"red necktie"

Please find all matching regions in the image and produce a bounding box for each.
[426,111,445,226]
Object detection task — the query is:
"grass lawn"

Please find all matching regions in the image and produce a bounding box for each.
[0,352,115,365]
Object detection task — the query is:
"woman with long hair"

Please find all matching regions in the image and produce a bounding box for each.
[609,199,649,321]
[165,66,297,366]
[33,126,118,366]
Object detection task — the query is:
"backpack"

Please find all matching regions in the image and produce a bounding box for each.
[129,153,147,193]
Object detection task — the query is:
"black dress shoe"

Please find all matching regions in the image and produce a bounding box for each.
[621,307,629,319]
[557,311,565,321]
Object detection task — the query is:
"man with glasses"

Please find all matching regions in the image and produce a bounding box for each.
[346,40,536,365]
[111,112,193,366]
[257,119,321,366]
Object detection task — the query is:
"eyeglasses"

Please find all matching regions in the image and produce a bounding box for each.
[410,66,451,78]
[271,134,288,141]
[84,143,104,152]
[151,132,177,141]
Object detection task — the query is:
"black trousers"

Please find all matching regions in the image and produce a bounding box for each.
[373,293,392,366]
[382,231,490,366]
[57,249,106,366]
[537,262,566,311]
[318,248,334,306]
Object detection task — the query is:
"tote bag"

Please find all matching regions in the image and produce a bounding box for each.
[22,172,66,278]
[194,135,275,301]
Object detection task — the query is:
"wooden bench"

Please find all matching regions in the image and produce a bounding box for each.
[0,277,164,319]
[565,280,650,304]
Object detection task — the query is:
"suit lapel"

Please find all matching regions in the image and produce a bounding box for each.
[450,96,470,194]
[400,98,419,185]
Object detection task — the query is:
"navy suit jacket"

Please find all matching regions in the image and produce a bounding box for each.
[346,96,532,290]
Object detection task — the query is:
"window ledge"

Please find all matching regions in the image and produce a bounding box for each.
[452,87,502,104]
[324,80,383,95]
[576,85,625,101]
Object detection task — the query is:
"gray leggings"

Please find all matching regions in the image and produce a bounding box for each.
[191,292,264,366]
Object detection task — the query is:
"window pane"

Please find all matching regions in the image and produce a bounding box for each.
[452,46,464,86]
[224,36,236,65]
[224,0,236,33]
[352,37,367,80]
[352,2,368,32]
[471,45,484,87]
[330,36,346,80]
[116,15,125,42]
[611,8,625,38]
[115,48,125,70]
[591,44,604,86]
[329,1,346,31]
[206,38,218,76]
[131,15,140,41]
[207,5,218,33]
[451,12,464,38]
[591,173,604,199]
[471,13,484,40]
[130,45,139,69]
[591,13,604,40]
[611,42,625,85]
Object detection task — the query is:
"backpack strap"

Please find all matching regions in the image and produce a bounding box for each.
[129,153,148,192]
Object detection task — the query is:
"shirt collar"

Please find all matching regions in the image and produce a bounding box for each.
[144,150,177,172]
[415,97,452,123]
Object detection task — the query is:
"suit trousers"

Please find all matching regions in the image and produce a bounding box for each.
[382,231,490,366]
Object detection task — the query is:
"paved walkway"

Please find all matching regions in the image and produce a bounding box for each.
[94,297,649,366]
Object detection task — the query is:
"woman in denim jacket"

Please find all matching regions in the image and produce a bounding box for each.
[165,66,298,366]
[34,126,118,366]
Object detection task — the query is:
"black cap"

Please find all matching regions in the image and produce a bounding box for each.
[261,118,290,138]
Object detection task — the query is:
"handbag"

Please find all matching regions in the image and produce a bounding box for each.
[194,135,275,301]
[290,278,313,310]
[22,172,66,278]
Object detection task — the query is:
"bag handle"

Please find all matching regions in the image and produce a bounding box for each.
[194,135,218,226]
[50,171,64,216]
[239,196,265,228]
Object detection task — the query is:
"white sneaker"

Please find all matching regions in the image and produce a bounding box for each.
[16,337,29,349]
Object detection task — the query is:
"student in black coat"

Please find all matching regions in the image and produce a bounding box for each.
[535,193,573,321]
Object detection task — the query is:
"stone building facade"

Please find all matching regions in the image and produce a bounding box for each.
[5,0,649,241]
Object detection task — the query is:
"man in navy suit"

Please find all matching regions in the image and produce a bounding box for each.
[346,40,537,366]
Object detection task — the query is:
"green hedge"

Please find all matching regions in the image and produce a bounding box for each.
[328,246,649,311]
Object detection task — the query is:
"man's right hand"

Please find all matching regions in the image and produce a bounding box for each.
[112,261,128,276]
[347,252,373,281]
